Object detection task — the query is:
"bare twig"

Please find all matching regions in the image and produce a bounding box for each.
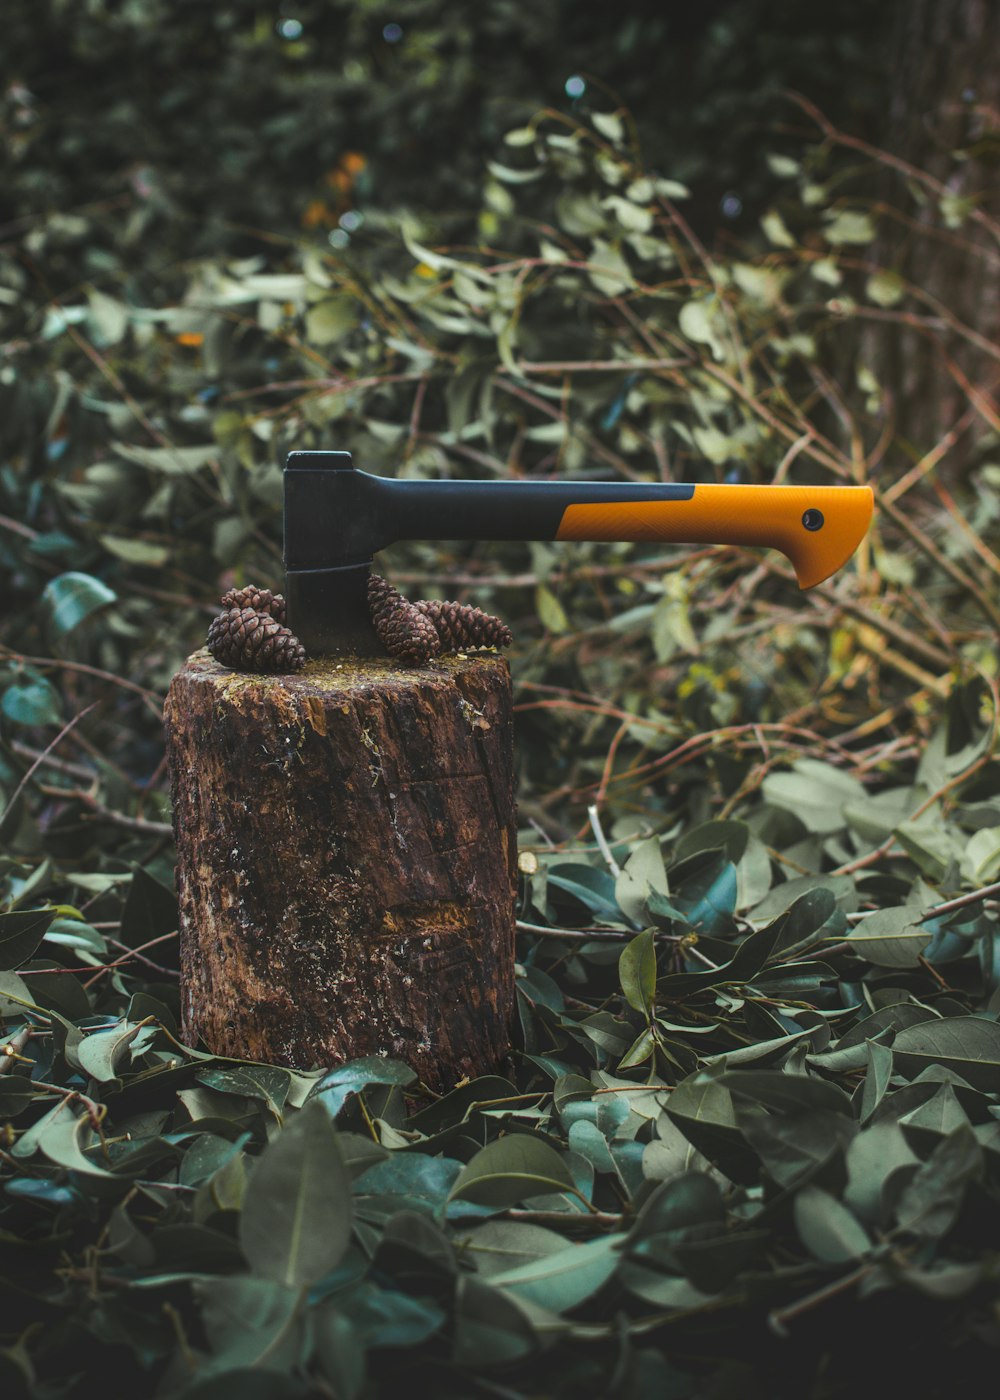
[82,932,178,989]
[587,804,622,877]
[0,703,99,828]
[0,645,164,711]
[37,785,173,837]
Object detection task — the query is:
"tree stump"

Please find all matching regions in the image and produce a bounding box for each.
[163,650,517,1091]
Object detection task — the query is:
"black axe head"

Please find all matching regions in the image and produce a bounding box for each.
[283,451,383,655]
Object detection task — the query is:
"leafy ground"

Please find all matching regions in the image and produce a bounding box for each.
[2,76,1000,1400]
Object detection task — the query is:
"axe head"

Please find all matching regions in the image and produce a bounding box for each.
[283,451,383,656]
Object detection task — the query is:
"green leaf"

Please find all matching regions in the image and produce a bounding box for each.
[0,1074,37,1118]
[602,194,652,234]
[239,1103,353,1287]
[742,1110,855,1190]
[664,1073,759,1184]
[823,209,876,245]
[198,1065,292,1116]
[192,1275,303,1378]
[503,126,537,147]
[449,1135,577,1208]
[310,1305,366,1400]
[793,1185,870,1263]
[340,1279,446,1349]
[407,1075,521,1134]
[615,837,669,927]
[535,584,569,634]
[618,1025,656,1070]
[630,1172,724,1240]
[488,160,543,186]
[866,270,905,308]
[762,759,866,834]
[180,1134,249,1188]
[669,850,737,934]
[25,1105,116,1178]
[655,177,690,200]
[452,1275,537,1369]
[844,1122,918,1224]
[899,1083,970,1144]
[749,874,855,927]
[894,818,960,882]
[892,1017,1000,1093]
[770,887,838,955]
[892,1126,982,1239]
[309,1057,416,1117]
[618,1263,715,1310]
[811,256,842,286]
[305,297,358,346]
[120,867,178,947]
[354,1152,459,1211]
[674,820,749,867]
[547,865,622,924]
[592,111,625,144]
[113,441,218,475]
[656,919,781,997]
[760,210,796,248]
[99,534,170,567]
[678,299,725,360]
[86,289,129,347]
[0,909,55,970]
[735,836,773,911]
[844,907,933,968]
[491,1232,624,1310]
[619,928,656,1016]
[1,676,62,727]
[766,153,800,178]
[77,1020,148,1083]
[860,1039,894,1125]
[722,1070,853,1118]
[453,1220,568,1278]
[965,826,1000,883]
[568,1118,617,1175]
[42,572,117,635]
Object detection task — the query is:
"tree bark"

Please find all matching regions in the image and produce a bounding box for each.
[876,0,1000,464]
[163,650,517,1092]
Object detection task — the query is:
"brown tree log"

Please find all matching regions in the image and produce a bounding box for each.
[163,649,517,1091]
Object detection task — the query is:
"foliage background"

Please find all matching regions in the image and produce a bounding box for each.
[1,3,999,1396]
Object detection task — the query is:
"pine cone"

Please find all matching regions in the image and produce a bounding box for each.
[207,607,306,673]
[220,585,286,623]
[368,575,441,664]
[414,598,513,651]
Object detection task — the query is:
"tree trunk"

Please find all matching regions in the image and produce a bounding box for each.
[163,650,517,1092]
[876,0,1000,464]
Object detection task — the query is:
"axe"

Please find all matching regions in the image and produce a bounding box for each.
[283,451,874,655]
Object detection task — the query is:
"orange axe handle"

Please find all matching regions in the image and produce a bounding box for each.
[555,483,874,588]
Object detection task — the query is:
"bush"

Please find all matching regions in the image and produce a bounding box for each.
[1,57,999,1400]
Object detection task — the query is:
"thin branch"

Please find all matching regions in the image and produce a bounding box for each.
[82,932,178,989]
[920,880,1000,923]
[37,786,173,837]
[0,645,165,710]
[0,703,99,828]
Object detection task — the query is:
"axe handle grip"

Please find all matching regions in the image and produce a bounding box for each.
[389,479,873,588]
[553,483,873,588]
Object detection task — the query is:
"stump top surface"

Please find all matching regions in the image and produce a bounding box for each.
[175,647,510,701]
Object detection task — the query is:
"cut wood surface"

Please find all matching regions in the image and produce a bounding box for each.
[164,649,517,1091]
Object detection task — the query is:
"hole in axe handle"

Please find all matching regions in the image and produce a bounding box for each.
[286,563,382,657]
